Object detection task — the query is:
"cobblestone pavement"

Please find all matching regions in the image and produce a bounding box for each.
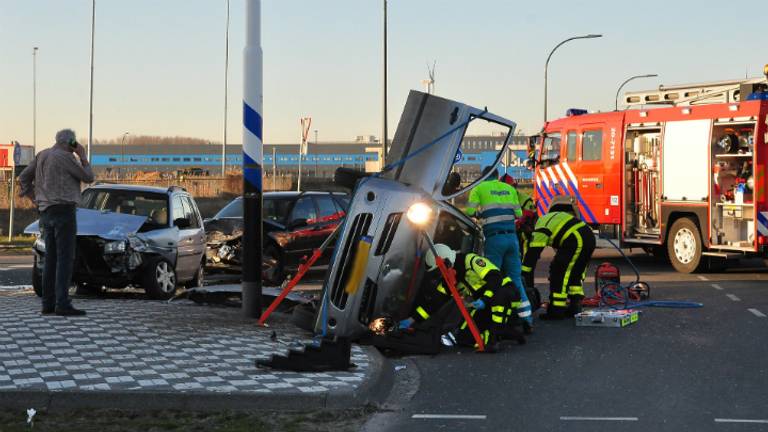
[0,290,370,396]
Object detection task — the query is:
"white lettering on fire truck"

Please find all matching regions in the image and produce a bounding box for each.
[610,127,616,161]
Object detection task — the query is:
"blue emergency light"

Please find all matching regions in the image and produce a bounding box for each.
[566,108,588,117]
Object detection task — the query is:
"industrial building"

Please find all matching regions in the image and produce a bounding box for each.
[89,134,532,181]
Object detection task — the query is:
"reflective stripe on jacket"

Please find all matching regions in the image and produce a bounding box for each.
[521,212,588,281]
[413,253,520,321]
[465,179,522,231]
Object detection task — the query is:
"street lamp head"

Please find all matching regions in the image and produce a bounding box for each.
[585,34,603,38]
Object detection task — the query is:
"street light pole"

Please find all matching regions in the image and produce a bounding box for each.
[242,0,264,318]
[87,0,95,162]
[615,74,658,111]
[544,34,602,123]
[222,0,230,177]
[32,47,38,152]
[382,0,388,164]
[120,132,129,179]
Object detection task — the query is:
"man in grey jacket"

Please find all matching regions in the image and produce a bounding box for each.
[19,129,94,316]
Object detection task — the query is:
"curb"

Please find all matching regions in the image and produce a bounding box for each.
[0,346,392,413]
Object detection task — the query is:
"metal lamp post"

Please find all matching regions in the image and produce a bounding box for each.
[222,0,230,177]
[242,0,264,318]
[87,0,95,161]
[33,47,38,152]
[544,34,602,123]
[382,0,388,164]
[615,74,658,111]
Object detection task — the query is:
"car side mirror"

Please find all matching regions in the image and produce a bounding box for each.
[174,217,191,229]
[287,218,308,229]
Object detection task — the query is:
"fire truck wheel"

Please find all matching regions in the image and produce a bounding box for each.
[667,218,704,273]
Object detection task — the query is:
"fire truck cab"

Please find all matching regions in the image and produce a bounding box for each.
[531,72,768,273]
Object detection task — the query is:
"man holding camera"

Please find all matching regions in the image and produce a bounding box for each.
[19,129,94,316]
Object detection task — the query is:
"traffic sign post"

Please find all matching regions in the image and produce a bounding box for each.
[8,141,20,241]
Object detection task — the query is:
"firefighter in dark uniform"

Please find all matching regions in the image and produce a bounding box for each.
[519,211,596,319]
[400,244,524,349]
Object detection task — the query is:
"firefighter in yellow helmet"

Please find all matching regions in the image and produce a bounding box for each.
[400,244,525,350]
[519,211,595,320]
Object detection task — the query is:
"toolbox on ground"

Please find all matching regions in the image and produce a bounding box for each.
[574,309,640,328]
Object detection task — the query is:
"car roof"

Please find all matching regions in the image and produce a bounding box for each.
[231,191,348,200]
[86,183,172,195]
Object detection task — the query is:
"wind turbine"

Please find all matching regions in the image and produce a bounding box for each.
[421,61,436,94]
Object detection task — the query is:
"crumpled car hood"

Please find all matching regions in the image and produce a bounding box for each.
[24,208,149,240]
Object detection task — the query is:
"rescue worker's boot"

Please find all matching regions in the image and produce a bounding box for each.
[522,320,534,335]
[567,295,584,316]
[539,306,568,320]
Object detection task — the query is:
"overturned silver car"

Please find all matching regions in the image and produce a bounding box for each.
[26,184,206,299]
[315,90,516,339]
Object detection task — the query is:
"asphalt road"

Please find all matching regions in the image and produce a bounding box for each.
[363,249,768,432]
[5,250,768,431]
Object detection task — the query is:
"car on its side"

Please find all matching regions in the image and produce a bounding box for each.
[204,191,349,284]
[25,184,206,300]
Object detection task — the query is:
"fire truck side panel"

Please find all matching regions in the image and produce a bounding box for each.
[661,119,711,202]
[541,112,624,226]
[755,104,768,252]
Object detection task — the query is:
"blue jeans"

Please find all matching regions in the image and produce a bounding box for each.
[40,204,77,310]
[484,229,532,323]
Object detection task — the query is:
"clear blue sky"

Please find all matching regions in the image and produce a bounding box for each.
[1,0,766,149]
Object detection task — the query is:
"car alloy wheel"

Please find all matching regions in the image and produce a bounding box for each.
[155,261,176,294]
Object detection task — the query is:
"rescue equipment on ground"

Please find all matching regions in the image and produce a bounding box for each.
[574,309,640,327]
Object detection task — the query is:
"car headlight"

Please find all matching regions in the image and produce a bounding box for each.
[406,202,433,226]
[104,240,127,254]
[33,237,45,253]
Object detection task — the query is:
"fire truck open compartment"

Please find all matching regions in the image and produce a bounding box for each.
[624,126,662,240]
[710,120,756,250]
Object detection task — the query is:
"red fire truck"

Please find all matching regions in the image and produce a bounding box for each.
[530,69,768,273]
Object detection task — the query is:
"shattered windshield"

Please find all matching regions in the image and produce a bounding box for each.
[81,189,169,227]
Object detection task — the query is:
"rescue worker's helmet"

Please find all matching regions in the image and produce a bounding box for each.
[424,243,457,271]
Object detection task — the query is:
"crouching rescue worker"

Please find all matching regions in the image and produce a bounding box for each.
[465,166,533,327]
[519,211,596,320]
[400,244,525,351]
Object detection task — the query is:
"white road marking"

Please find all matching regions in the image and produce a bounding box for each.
[697,275,709,281]
[711,283,724,291]
[560,416,638,422]
[726,294,741,302]
[715,418,768,424]
[412,414,487,420]
[748,309,767,318]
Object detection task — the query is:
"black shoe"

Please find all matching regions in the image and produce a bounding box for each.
[539,310,567,320]
[55,307,87,316]
[522,321,534,335]
[41,306,55,315]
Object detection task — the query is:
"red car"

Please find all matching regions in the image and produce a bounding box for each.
[204,191,349,284]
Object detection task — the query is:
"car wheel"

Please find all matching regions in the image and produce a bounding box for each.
[143,257,177,300]
[264,243,285,286]
[185,262,204,288]
[32,256,42,297]
[667,218,704,273]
